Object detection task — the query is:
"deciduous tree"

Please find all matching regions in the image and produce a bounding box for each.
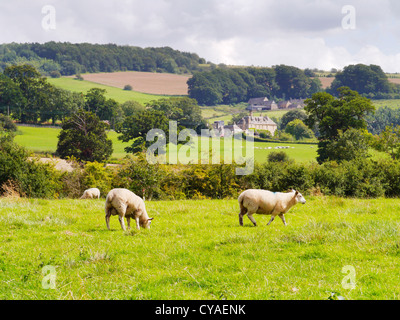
[57,110,113,162]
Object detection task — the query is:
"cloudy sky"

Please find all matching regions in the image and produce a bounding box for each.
[1,0,400,72]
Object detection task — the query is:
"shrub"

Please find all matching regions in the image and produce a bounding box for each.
[114,153,167,200]
[268,151,290,163]
[59,168,84,199]
[0,134,60,198]
[0,114,17,132]
[50,71,61,78]
[279,162,314,192]
[247,162,287,191]
[312,161,346,196]
[123,84,133,91]
[82,161,113,198]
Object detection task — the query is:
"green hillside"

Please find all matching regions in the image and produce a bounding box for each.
[47,77,170,104]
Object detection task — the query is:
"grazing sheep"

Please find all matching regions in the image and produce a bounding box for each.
[80,188,100,199]
[238,189,306,227]
[105,188,153,231]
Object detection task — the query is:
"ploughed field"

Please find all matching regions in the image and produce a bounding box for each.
[1,196,400,300]
[77,71,191,95]
[313,77,400,89]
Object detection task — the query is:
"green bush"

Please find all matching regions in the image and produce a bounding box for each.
[81,161,113,198]
[113,153,167,200]
[0,134,60,198]
[267,151,290,163]
[59,166,84,199]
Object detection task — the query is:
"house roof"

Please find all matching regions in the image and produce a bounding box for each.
[248,97,269,105]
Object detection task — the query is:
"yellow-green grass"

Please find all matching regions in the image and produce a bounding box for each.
[1,196,400,300]
[14,126,129,160]
[47,77,176,104]
[15,126,390,164]
[203,106,295,124]
[372,99,400,109]
[14,126,60,154]
[14,126,318,163]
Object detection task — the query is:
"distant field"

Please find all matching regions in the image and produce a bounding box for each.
[372,99,400,109]
[15,125,319,163]
[203,104,292,124]
[79,71,191,95]
[315,77,400,89]
[47,77,172,104]
[14,125,390,165]
[315,77,334,89]
[14,126,130,160]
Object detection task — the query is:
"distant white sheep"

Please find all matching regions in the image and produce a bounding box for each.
[105,188,153,231]
[238,189,306,226]
[80,188,100,199]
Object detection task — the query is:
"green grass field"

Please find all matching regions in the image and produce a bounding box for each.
[1,196,400,300]
[47,77,174,105]
[14,126,130,160]
[14,125,319,163]
[202,105,291,124]
[372,99,400,109]
[15,125,390,164]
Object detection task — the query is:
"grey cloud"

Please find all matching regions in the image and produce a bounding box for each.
[0,0,399,71]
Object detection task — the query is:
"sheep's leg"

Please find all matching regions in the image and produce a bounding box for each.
[247,213,257,227]
[105,210,112,230]
[267,215,276,226]
[135,217,140,230]
[239,208,247,226]
[118,215,127,231]
[126,216,131,230]
[279,214,287,226]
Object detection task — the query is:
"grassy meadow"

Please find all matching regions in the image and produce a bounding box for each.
[15,125,392,165]
[14,125,319,164]
[47,77,174,105]
[1,196,400,300]
[14,126,131,160]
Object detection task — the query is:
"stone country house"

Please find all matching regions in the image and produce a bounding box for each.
[236,115,278,136]
[213,115,278,137]
[247,97,305,111]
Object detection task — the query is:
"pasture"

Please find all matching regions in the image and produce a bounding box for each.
[47,77,173,105]
[14,125,318,163]
[1,196,400,300]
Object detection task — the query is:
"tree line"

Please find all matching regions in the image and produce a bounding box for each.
[188,65,323,105]
[0,64,205,126]
[0,42,209,76]
[328,64,400,99]
[188,63,400,106]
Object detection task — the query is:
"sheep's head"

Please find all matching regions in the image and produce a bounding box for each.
[142,218,154,229]
[293,190,306,204]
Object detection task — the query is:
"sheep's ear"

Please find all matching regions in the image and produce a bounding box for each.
[148,218,154,221]
[295,190,299,195]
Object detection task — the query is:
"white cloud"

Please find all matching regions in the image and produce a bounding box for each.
[1,0,400,72]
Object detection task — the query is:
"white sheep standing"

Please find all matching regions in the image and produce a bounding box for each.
[238,189,306,227]
[105,188,153,231]
[80,188,100,199]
